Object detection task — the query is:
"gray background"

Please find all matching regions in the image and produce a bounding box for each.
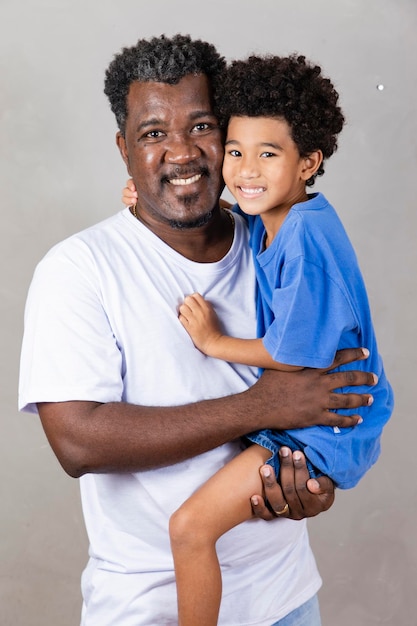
[1,0,415,624]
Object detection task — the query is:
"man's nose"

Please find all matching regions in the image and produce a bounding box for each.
[165,134,201,164]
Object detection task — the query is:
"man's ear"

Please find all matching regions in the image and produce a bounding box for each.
[300,150,323,181]
[116,132,132,175]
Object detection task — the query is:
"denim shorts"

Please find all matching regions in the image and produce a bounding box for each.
[244,429,323,480]
[271,594,321,626]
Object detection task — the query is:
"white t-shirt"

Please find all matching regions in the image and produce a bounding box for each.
[19,208,321,625]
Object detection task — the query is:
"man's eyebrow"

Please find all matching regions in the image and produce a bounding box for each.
[135,118,162,133]
[135,110,217,132]
[189,110,217,120]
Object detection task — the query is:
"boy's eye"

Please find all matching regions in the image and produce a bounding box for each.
[229,149,242,157]
[260,151,275,158]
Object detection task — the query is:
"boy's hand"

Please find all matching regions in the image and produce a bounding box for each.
[178,293,224,355]
[122,178,138,207]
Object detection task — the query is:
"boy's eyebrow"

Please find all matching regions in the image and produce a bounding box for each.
[225,138,283,150]
[260,141,283,150]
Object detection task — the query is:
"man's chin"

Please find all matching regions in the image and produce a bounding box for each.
[168,209,214,230]
[165,191,216,229]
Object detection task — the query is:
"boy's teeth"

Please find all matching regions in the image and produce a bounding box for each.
[241,186,264,194]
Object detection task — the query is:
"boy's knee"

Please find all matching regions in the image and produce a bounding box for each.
[169,503,208,551]
[169,505,194,547]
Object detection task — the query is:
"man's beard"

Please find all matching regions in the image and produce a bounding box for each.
[167,193,214,230]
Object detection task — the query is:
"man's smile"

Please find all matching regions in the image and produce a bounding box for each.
[169,173,202,186]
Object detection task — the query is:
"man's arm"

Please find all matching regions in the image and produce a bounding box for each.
[38,347,375,478]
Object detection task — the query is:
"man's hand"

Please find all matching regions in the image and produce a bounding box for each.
[251,447,335,521]
[247,347,377,432]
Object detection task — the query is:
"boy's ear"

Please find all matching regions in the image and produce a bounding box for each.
[301,150,323,181]
[116,132,132,176]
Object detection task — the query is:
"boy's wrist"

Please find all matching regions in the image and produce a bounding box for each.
[202,333,225,358]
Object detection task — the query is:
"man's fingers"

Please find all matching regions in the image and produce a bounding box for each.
[281,449,336,519]
[321,411,363,428]
[326,369,378,391]
[306,476,335,513]
[328,389,374,410]
[291,453,336,517]
[327,347,369,370]
[323,348,378,408]
[260,464,292,518]
[252,449,337,522]
[306,475,334,496]
[279,449,306,519]
[250,495,275,520]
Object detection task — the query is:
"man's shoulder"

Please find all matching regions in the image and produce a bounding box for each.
[44,210,126,256]
[71,209,127,242]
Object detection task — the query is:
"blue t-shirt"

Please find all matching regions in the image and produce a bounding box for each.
[235,193,393,488]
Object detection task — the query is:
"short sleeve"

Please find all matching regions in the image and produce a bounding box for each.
[19,243,124,413]
[263,256,357,368]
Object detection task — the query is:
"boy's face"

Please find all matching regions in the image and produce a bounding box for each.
[222,116,315,223]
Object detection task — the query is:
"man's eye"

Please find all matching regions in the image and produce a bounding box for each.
[192,122,218,133]
[145,130,164,139]
[194,123,209,131]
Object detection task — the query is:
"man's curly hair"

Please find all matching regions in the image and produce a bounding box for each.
[104,34,226,136]
[215,54,345,185]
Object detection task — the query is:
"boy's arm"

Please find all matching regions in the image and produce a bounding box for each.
[179,293,302,371]
[202,335,302,371]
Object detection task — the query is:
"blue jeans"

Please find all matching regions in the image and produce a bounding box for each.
[271,594,321,626]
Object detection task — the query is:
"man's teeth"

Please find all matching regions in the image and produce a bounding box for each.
[169,174,202,186]
[240,186,265,194]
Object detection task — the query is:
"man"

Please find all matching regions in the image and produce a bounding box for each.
[19,34,376,625]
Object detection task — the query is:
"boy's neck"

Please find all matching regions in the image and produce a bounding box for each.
[262,191,310,248]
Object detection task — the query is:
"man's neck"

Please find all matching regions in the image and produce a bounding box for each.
[131,206,235,263]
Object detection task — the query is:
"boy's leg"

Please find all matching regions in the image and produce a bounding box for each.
[169,444,271,626]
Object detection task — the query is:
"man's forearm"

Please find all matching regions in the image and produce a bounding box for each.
[38,391,261,477]
[38,348,376,477]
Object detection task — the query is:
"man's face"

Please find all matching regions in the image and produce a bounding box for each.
[117,74,224,229]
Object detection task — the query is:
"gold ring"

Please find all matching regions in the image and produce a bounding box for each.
[274,503,289,516]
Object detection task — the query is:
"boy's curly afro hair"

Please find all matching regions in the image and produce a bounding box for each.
[215,54,345,185]
[104,33,226,136]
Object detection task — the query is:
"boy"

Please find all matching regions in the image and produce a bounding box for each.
[123,54,393,626]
